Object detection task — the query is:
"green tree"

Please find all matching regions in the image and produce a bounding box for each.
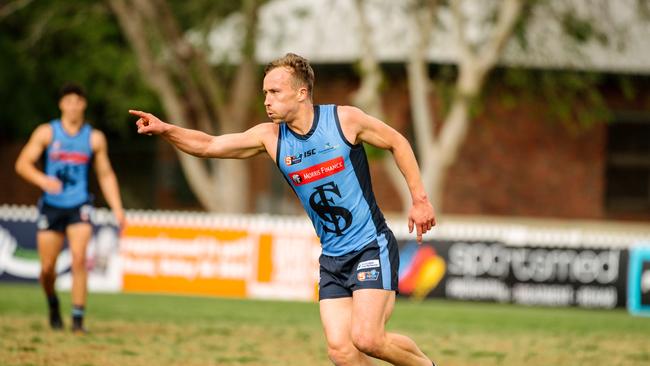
[1,0,263,212]
[107,0,264,213]
[0,0,158,140]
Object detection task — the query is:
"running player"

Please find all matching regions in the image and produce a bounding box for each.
[130,53,437,366]
[15,83,125,333]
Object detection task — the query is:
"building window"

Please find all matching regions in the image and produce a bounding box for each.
[605,112,650,217]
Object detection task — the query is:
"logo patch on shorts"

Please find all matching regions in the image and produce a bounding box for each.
[357,269,379,282]
[80,204,92,222]
[357,259,380,270]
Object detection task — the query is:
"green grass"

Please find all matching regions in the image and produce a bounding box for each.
[1,283,649,366]
[12,247,40,260]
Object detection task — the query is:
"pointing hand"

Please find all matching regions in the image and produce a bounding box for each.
[129,110,169,136]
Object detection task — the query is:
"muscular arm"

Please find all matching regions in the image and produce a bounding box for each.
[338,106,436,242]
[92,130,125,226]
[14,124,62,194]
[129,110,270,159]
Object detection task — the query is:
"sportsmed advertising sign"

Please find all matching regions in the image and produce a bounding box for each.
[397,240,628,309]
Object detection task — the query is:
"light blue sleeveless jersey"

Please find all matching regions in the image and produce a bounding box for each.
[43,120,93,208]
[276,105,388,256]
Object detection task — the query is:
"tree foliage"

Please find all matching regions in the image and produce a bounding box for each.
[106,0,264,212]
[0,0,159,140]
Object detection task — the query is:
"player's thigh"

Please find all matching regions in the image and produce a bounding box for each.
[351,289,393,335]
[383,290,396,324]
[66,222,92,259]
[320,297,354,348]
[37,231,65,270]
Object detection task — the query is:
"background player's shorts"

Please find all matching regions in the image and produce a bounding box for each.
[318,230,400,300]
[37,200,93,232]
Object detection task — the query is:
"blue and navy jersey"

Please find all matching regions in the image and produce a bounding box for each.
[42,119,93,208]
[276,104,388,256]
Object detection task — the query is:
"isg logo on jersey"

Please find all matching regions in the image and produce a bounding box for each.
[285,148,316,166]
[628,244,650,316]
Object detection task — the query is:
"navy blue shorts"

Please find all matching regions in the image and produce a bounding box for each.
[318,231,400,300]
[37,201,93,232]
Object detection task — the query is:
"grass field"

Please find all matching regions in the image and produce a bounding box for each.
[1,283,649,366]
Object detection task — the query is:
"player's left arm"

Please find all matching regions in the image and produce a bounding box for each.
[338,105,436,243]
[91,130,125,228]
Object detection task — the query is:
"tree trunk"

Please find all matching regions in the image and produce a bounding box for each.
[404,0,438,211]
[415,0,523,212]
[353,0,413,213]
[107,0,261,212]
[347,0,523,216]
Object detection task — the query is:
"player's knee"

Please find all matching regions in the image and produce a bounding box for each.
[326,348,351,365]
[71,255,86,272]
[40,265,56,278]
[351,332,385,358]
[327,341,357,365]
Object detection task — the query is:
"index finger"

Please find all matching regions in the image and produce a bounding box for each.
[129,110,148,118]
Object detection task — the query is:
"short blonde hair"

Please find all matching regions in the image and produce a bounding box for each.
[264,53,314,98]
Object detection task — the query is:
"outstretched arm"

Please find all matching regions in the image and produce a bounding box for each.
[338,106,436,243]
[92,130,125,227]
[130,110,267,159]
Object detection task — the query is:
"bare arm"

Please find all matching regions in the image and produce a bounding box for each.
[92,130,125,227]
[338,106,436,243]
[129,110,268,159]
[14,124,62,194]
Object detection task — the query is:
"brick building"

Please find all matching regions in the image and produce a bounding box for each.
[2,0,648,222]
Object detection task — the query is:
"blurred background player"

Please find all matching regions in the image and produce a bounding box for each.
[15,83,125,333]
[130,53,436,366]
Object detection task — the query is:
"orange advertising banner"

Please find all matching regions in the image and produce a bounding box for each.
[120,219,321,301]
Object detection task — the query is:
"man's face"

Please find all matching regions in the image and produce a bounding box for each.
[58,93,87,119]
[262,67,306,123]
